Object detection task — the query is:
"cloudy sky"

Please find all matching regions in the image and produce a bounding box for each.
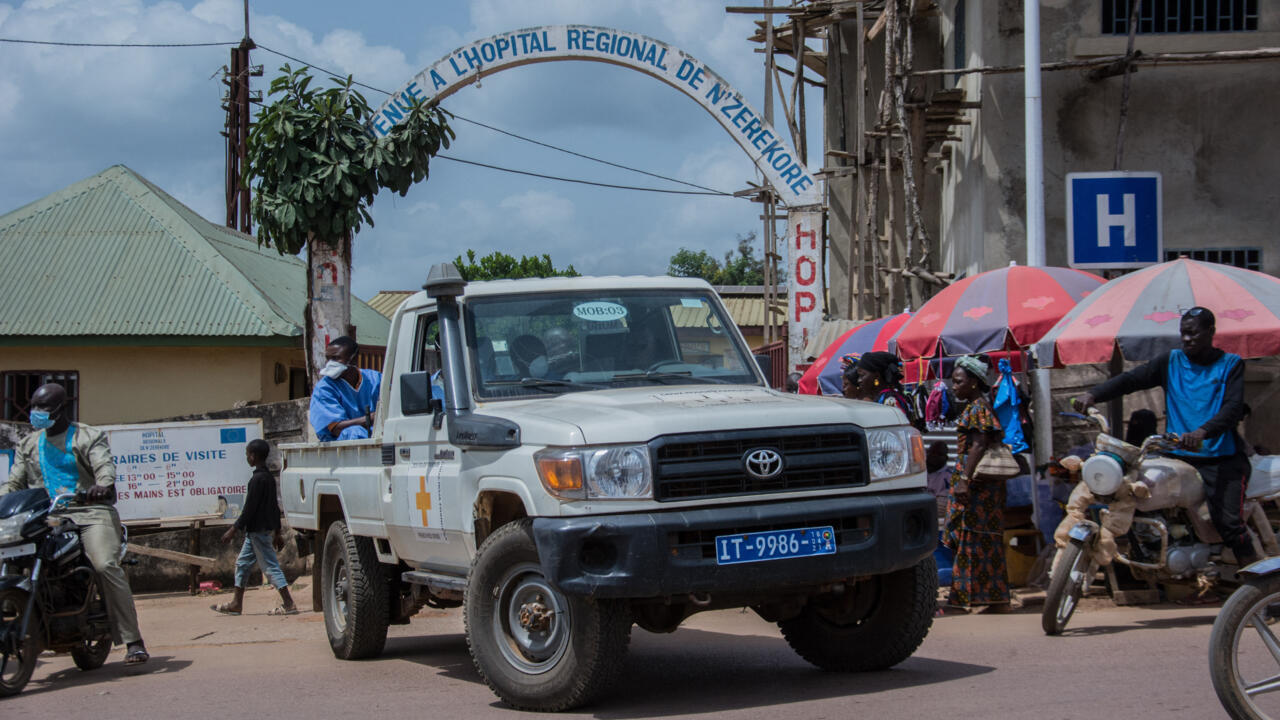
[0,0,822,298]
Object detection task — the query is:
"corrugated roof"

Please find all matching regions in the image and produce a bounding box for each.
[0,165,389,346]
[804,318,862,358]
[368,290,414,318]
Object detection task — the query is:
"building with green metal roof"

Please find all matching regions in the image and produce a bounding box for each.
[0,165,390,424]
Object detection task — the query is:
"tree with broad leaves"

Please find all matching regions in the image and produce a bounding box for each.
[245,64,454,381]
[668,232,767,286]
[452,249,579,281]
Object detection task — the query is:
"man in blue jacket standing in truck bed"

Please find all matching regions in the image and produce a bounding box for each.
[309,336,382,442]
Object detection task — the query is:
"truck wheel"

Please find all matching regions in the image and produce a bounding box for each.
[1042,542,1091,636]
[1210,573,1280,720]
[321,521,389,660]
[465,519,631,711]
[779,555,936,672]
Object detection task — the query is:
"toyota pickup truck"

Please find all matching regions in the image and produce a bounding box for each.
[281,264,937,711]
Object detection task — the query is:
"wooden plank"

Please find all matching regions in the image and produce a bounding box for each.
[126,542,219,569]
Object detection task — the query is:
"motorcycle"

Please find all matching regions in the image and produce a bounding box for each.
[1043,407,1267,635]
[0,489,121,696]
[1208,559,1280,720]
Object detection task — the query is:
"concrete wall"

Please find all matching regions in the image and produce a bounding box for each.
[941,0,1280,274]
[1,345,305,425]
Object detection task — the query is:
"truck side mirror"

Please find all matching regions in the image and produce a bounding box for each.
[754,354,771,380]
[400,371,435,416]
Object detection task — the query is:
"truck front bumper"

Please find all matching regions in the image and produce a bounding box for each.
[531,491,937,599]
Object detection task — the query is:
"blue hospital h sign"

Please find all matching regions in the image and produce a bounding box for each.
[1066,172,1162,269]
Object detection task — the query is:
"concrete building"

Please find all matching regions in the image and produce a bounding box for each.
[0,165,389,425]
[938,0,1278,277]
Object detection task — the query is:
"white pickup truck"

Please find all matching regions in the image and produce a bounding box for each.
[282,264,937,711]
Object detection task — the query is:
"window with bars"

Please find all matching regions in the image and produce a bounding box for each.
[2,371,80,423]
[1103,0,1259,34]
[1165,247,1262,270]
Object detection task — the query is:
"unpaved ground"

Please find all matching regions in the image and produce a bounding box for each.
[3,585,1230,719]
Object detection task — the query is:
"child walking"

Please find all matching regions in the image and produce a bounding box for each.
[212,438,297,616]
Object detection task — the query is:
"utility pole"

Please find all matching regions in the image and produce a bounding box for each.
[223,0,261,234]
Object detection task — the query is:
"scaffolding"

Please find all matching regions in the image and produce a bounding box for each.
[733,0,965,325]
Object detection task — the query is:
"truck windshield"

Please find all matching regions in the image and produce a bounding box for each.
[464,290,760,400]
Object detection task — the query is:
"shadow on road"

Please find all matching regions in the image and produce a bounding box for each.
[19,654,193,698]
[1060,610,1217,637]
[378,627,993,717]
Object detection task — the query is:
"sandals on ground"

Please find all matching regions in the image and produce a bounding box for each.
[210,602,241,616]
[267,605,299,616]
[124,645,150,664]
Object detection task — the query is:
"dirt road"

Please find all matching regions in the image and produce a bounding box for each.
[3,587,1229,719]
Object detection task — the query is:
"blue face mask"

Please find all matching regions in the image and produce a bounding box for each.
[30,410,54,430]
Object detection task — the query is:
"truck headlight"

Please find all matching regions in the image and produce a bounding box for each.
[867,427,926,481]
[0,512,32,544]
[535,445,654,500]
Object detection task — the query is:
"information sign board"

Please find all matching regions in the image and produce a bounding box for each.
[101,419,263,522]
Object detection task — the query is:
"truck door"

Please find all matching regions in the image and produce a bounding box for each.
[382,310,472,575]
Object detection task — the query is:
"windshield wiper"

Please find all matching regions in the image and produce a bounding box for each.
[487,378,604,393]
[610,371,730,385]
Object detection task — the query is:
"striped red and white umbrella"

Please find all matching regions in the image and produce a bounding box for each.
[1036,258,1280,366]
[890,264,1104,360]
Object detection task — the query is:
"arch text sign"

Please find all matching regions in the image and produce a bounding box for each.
[371,25,819,207]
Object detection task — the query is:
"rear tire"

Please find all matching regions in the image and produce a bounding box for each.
[465,519,631,711]
[0,589,40,697]
[70,637,111,671]
[1042,542,1091,636]
[779,555,937,671]
[321,521,389,660]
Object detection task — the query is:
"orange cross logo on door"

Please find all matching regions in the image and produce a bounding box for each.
[415,476,432,526]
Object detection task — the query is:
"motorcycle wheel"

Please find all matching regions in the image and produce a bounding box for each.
[1042,542,1092,636]
[1209,574,1280,720]
[71,637,112,671]
[0,588,41,697]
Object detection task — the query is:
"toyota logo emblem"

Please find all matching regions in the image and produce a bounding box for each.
[743,448,784,480]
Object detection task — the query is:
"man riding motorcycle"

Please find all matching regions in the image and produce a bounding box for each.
[1,383,149,664]
[1076,306,1255,567]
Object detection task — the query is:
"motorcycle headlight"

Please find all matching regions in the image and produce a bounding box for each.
[535,445,653,500]
[867,427,926,481]
[0,512,33,544]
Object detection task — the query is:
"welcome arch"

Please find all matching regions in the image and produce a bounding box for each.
[373,26,823,370]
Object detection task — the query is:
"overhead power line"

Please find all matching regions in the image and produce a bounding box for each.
[0,37,237,48]
[255,43,733,196]
[437,155,731,196]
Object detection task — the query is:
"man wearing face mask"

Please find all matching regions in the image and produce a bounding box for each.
[2,383,149,664]
[309,336,383,442]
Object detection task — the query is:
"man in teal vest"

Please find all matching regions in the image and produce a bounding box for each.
[2,384,149,664]
[1078,307,1254,565]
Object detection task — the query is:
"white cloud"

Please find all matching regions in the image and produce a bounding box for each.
[498,190,574,229]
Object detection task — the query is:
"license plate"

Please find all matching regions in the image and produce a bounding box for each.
[715,526,836,566]
[0,543,35,560]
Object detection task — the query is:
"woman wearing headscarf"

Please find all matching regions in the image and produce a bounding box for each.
[841,351,920,428]
[943,354,1012,613]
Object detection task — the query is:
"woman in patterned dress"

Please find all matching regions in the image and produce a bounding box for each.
[944,354,1012,613]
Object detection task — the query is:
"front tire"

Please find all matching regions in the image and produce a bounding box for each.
[465,520,631,711]
[321,521,389,660]
[0,589,41,697]
[1210,574,1280,720]
[778,555,937,671]
[1042,542,1092,636]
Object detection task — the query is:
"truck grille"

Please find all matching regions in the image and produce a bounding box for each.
[649,424,867,501]
[670,515,874,560]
